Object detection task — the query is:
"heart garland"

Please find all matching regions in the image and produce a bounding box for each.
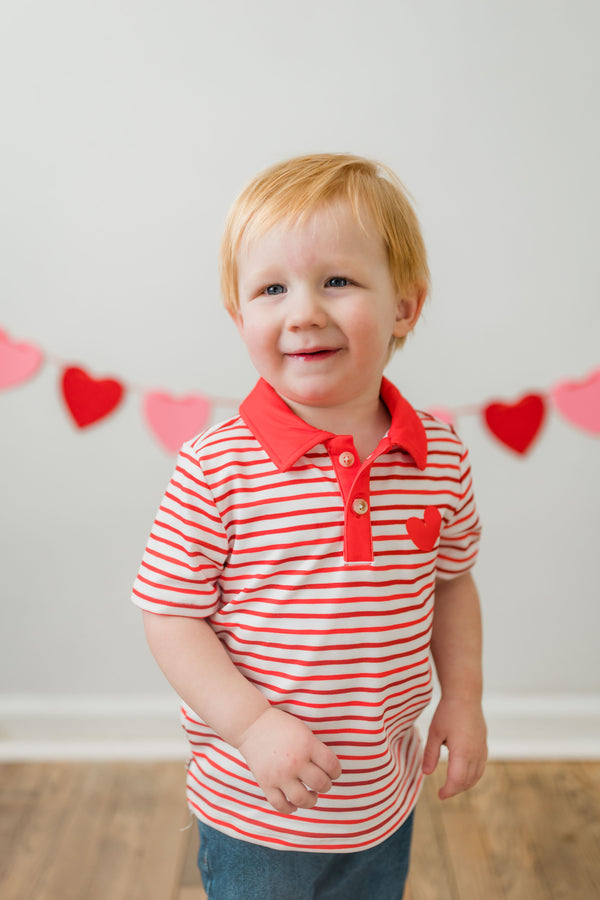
[1,327,598,455]
[483,393,547,454]
[143,391,212,453]
[61,366,125,428]
[550,369,600,435]
[0,330,44,389]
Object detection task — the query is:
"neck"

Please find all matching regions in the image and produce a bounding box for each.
[287,396,391,462]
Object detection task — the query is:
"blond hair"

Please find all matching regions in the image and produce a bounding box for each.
[219,153,430,352]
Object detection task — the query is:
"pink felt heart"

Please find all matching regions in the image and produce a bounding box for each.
[406,506,442,552]
[0,330,44,388]
[550,369,600,435]
[427,406,455,426]
[143,391,211,453]
[484,393,546,454]
[61,366,125,428]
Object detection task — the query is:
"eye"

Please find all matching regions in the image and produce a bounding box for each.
[264,283,286,295]
[325,276,350,288]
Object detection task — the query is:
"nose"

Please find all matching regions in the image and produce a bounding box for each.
[285,288,328,330]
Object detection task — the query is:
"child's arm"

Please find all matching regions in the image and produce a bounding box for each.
[422,572,487,799]
[142,611,341,814]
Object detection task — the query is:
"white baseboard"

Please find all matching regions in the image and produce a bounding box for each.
[0,694,187,761]
[423,693,600,760]
[0,693,599,761]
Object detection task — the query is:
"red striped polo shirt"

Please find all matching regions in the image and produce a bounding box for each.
[132,377,481,852]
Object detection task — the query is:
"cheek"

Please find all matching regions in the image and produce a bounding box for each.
[346,306,397,347]
[237,313,277,358]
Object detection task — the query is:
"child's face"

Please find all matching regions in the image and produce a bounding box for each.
[233,200,424,425]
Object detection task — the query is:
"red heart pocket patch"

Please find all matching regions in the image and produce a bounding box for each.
[406,506,442,552]
[484,393,546,454]
[61,366,125,428]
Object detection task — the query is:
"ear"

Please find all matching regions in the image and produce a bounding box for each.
[392,284,428,340]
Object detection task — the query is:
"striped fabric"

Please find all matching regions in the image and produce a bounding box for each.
[132,377,481,851]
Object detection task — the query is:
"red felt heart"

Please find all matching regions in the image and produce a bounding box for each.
[406,506,442,552]
[61,366,125,428]
[484,393,546,454]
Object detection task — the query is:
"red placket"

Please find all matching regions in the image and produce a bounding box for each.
[326,434,392,564]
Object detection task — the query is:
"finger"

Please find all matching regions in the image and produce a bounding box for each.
[422,732,443,775]
[282,780,318,809]
[299,762,333,795]
[475,758,487,785]
[438,754,468,799]
[469,758,487,791]
[464,757,487,790]
[265,788,298,815]
[439,755,483,799]
[312,741,342,781]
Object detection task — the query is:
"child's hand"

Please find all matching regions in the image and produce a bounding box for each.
[237,707,342,815]
[422,697,487,800]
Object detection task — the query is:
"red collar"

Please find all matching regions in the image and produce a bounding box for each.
[239,377,428,472]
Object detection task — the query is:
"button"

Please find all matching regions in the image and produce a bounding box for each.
[339,451,355,468]
[352,498,369,516]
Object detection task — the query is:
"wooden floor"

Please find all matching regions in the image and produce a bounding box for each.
[1,761,599,899]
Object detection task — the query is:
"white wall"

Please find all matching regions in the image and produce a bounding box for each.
[1,0,599,755]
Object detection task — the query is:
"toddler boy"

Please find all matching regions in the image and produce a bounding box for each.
[132,153,487,899]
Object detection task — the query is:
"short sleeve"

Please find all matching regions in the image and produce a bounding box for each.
[131,444,229,616]
[436,436,481,580]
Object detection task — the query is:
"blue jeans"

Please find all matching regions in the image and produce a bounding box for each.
[197,811,414,900]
